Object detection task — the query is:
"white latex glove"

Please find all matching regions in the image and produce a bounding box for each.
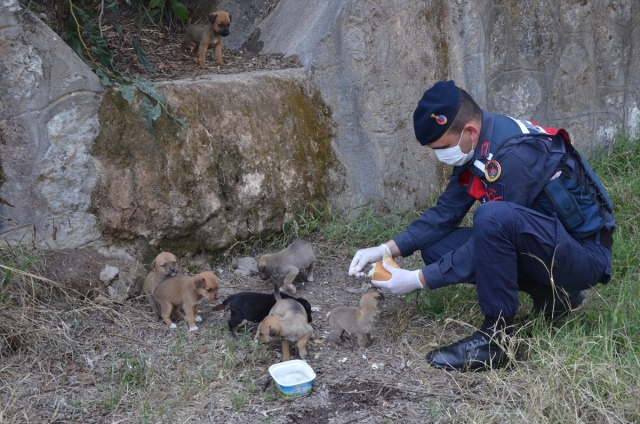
[371,263,424,295]
[349,244,392,277]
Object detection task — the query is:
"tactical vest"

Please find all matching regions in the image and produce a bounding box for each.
[458,115,613,238]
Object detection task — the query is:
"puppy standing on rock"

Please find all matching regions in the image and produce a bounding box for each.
[254,284,314,361]
[328,291,384,348]
[180,10,231,66]
[258,239,316,294]
[153,271,219,331]
[142,252,178,313]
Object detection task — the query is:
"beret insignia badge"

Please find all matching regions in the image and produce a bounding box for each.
[430,113,448,125]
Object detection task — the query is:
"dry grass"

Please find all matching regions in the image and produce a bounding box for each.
[1,246,640,423]
[2,136,640,423]
[0,246,275,422]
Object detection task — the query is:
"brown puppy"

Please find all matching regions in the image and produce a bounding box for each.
[327,291,384,348]
[254,284,313,360]
[153,271,219,331]
[258,239,316,294]
[142,252,178,313]
[180,11,231,66]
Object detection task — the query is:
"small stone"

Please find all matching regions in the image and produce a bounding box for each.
[99,265,119,283]
[233,257,258,273]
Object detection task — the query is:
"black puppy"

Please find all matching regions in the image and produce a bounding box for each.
[213,291,313,334]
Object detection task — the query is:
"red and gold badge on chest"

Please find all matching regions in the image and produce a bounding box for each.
[484,159,501,182]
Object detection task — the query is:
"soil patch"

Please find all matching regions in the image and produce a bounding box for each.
[101,15,303,82]
[0,238,498,422]
[43,248,109,298]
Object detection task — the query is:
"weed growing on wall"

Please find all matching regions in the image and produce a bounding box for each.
[64,0,188,135]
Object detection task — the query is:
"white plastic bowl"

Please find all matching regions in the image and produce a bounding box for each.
[268,360,316,397]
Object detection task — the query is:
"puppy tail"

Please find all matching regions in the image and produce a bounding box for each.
[273,282,282,301]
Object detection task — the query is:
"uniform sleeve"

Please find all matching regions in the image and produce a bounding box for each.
[419,137,565,290]
[393,166,475,257]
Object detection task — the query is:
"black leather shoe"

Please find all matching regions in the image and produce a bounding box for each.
[426,316,514,372]
[532,289,587,321]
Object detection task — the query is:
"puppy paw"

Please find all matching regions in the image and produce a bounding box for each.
[307,276,314,282]
[195,315,203,323]
[169,323,177,329]
[189,326,199,332]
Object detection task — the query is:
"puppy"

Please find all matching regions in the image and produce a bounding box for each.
[152,271,219,331]
[142,252,178,313]
[254,284,313,360]
[258,239,316,294]
[327,291,384,348]
[213,291,312,334]
[180,10,231,66]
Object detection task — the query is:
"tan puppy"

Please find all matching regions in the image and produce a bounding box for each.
[327,292,385,348]
[258,239,316,294]
[142,252,178,313]
[254,284,313,360]
[152,271,219,331]
[180,11,231,66]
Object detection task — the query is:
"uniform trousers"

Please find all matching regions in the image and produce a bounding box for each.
[420,201,611,317]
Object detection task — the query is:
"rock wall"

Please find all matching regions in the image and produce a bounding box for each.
[0,0,104,249]
[252,0,640,210]
[447,0,639,154]
[1,0,639,261]
[0,1,343,261]
[92,70,344,258]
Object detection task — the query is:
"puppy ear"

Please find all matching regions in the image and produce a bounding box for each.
[228,14,232,22]
[151,260,157,271]
[268,326,279,337]
[195,278,205,288]
[209,13,217,24]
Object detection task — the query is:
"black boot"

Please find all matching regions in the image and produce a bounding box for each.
[531,289,587,322]
[426,315,515,372]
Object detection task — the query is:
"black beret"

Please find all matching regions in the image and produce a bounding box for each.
[413,80,461,146]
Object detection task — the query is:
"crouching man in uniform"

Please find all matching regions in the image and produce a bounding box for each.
[349,80,615,372]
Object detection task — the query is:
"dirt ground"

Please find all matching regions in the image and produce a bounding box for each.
[1,238,507,423]
[99,6,302,81]
[102,18,303,82]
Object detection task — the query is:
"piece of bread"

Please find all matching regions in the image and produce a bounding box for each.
[368,254,400,281]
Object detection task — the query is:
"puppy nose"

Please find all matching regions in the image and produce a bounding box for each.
[221,30,230,36]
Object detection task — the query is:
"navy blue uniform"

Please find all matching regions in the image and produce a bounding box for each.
[393,112,614,318]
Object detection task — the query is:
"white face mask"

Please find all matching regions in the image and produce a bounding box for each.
[434,129,475,166]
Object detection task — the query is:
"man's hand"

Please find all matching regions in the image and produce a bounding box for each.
[348,244,392,277]
[371,263,424,295]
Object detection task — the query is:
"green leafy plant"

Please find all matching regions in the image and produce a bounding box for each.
[128,0,188,27]
[65,0,188,135]
[231,391,246,411]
